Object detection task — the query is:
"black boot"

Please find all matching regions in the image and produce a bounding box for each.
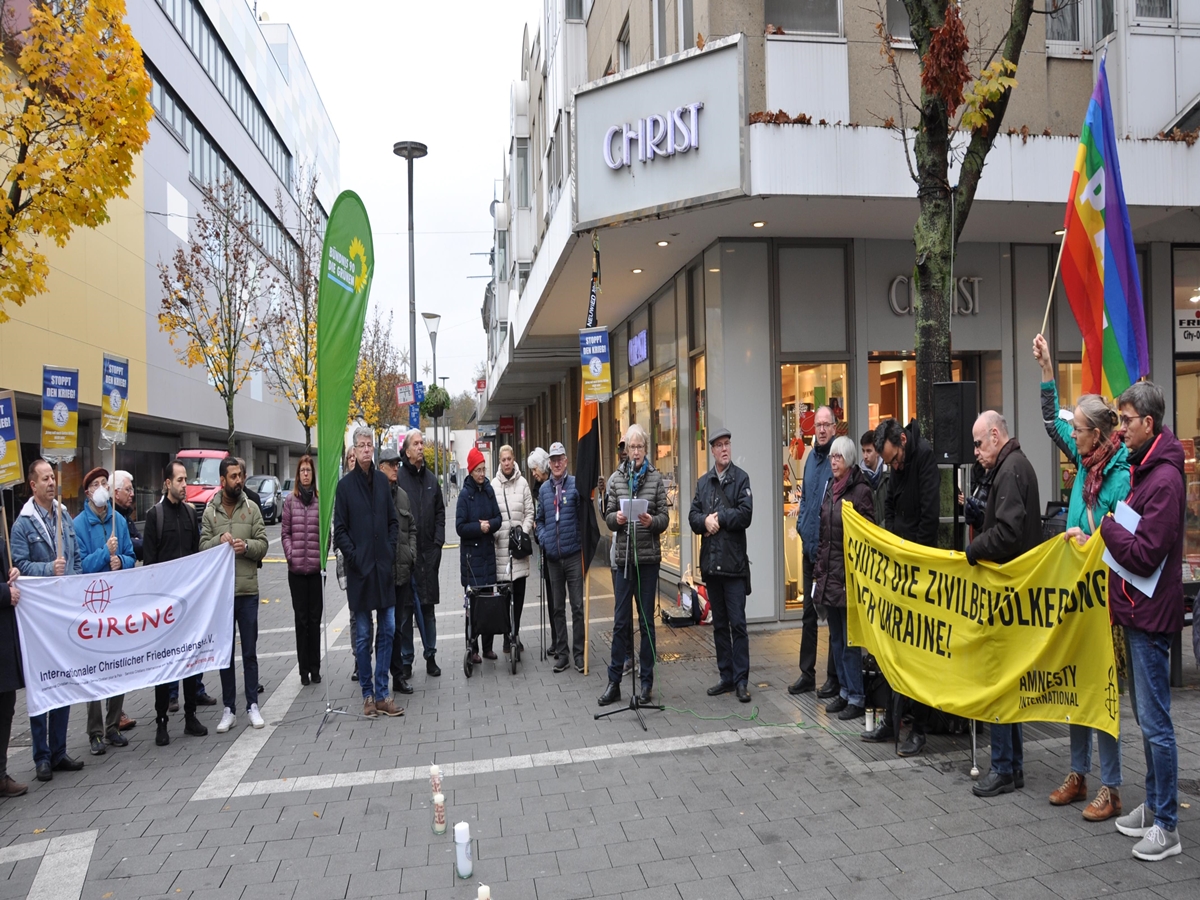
[426,655,441,677]
[598,682,621,706]
[155,719,170,746]
[184,715,208,737]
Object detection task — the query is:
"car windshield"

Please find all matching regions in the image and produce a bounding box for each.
[245,476,268,492]
[182,458,222,486]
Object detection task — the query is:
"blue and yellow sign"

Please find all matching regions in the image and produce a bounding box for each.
[0,391,22,488]
[100,353,130,444]
[580,326,612,402]
[41,366,79,459]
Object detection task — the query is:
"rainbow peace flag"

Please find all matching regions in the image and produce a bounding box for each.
[1060,59,1149,399]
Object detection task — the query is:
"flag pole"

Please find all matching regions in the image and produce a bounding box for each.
[1,495,11,574]
[112,443,118,541]
[1040,228,1069,339]
[54,462,63,563]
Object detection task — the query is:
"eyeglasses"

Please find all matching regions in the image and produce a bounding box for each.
[1071,425,1095,435]
[972,439,984,449]
[814,421,835,430]
[830,453,844,460]
[626,444,646,451]
[1119,414,1146,428]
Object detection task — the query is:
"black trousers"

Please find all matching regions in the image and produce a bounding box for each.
[798,554,838,682]
[288,571,324,678]
[155,675,200,722]
[0,691,13,779]
[708,575,750,686]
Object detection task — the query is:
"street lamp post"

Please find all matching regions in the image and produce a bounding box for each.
[423,312,443,501]
[392,140,427,392]
[440,375,450,500]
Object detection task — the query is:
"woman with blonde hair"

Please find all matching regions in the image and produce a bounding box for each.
[491,445,534,655]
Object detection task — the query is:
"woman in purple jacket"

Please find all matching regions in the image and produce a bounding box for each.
[282,455,323,685]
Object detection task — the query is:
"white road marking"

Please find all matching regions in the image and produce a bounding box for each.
[25,830,97,900]
[0,838,48,863]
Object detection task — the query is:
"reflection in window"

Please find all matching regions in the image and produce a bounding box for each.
[1136,0,1172,17]
[654,369,679,571]
[1046,0,1080,41]
[1095,0,1115,37]
[765,0,840,36]
[886,0,912,41]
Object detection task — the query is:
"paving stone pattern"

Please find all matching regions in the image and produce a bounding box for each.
[1,526,1198,899]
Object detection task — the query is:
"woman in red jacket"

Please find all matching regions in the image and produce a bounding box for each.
[282,455,323,685]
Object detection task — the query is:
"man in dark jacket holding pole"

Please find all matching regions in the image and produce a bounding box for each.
[379,448,418,695]
[535,442,585,673]
[335,428,401,718]
[1097,381,1186,861]
[396,430,444,679]
[689,427,754,703]
[966,410,1041,799]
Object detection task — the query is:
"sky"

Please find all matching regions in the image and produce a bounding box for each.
[265,0,543,397]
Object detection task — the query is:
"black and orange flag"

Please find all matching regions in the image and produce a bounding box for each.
[575,234,602,573]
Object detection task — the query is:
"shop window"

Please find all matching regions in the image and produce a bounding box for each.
[688,265,705,350]
[613,321,629,389]
[631,381,651,437]
[653,369,680,571]
[691,354,706,569]
[652,289,675,369]
[630,308,650,384]
[765,0,840,36]
[1052,362,1084,503]
[613,390,631,471]
[1173,247,1200,583]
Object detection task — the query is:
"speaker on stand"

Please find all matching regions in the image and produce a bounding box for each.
[932,382,977,551]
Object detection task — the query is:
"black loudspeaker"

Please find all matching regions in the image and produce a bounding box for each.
[932,381,978,465]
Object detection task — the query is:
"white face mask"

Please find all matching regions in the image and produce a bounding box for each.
[91,486,110,507]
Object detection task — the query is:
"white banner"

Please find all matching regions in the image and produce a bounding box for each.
[15,545,235,717]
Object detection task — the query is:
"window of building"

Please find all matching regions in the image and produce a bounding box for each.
[652,0,667,58]
[517,262,530,296]
[886,0,912,41]
[495,229,507,283]
[764,0,840,36]
[1047,0,1081,41]
[630,308,650,383]
[688,265,705,350]
[515,138,530,208]
[652,289,675,369]
[618,16,631,71]
[613,321,629,389]
[1094,0,1115,39]
[678,0,694,51]
[1136,0,1172,17]
[653,368,680,569]
[566,0,584,20]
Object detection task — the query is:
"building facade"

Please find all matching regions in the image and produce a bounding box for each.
[0,0,338,513]
[481,0,1200,622]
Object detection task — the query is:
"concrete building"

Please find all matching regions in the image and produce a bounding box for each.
[0,0,338,513]
[480,0,1200,621]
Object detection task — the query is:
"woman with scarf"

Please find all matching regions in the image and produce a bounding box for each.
[599,424,669,708]
[457,448,503,664]
[811,436,875,721]
[282,455,323,685]
[1034,333,1130,822]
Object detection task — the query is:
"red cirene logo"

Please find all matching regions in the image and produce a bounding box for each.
[70,582,185,651]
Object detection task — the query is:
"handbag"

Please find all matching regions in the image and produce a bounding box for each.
[502,481,533,559]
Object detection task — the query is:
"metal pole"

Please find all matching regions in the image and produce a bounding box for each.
[407,156,417,388]
[431,331,440,501]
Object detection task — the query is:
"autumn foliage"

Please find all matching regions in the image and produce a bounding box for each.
[0,0,152,320]
[920,4,972,118]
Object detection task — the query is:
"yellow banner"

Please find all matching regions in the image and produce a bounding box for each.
[842,503,1119,738]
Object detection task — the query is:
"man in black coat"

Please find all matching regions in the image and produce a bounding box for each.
[334,428,402,718]
[395,430,445,678]
[688,428,754,703]
[967,410,1041,799]
[0,533,25,797]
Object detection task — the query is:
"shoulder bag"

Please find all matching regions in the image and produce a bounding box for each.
[502,481,533,559]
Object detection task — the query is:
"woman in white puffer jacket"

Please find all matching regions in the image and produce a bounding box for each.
[490,444,534,655]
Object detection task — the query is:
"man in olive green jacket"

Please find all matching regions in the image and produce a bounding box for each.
[200,457,269,732]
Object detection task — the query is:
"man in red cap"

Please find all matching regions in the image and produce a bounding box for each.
[74,467,136,755]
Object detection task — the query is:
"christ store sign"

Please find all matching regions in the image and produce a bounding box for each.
[888,275,983,316]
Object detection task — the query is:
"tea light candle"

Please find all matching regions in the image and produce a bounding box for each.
[477,885,491,900]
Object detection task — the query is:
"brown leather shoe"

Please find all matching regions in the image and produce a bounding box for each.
[1082,785,1121,822]
[0,775,27,798]
[118,713,136,731]
[374,697,404,717]
[362,697,377,718]
[1049,771,1087,806]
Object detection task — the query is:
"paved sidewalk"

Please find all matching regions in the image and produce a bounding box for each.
[1,537,1199,900]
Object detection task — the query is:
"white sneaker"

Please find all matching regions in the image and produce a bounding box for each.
[1115,802,1152,837]
[247,703,265,729]
[1132,824,1182,861]
[216,707,235,733]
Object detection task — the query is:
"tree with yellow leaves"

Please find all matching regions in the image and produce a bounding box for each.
[1,0,152,319]
[158,176,273,454]
[349,306,406,445]
[261,166,321,452]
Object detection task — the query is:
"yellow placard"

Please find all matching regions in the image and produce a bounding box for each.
[843,503,1118,737]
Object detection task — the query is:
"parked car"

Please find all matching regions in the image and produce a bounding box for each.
[245,475,282,524]
[177,449,229,506]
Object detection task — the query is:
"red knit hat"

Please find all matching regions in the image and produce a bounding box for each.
[467,447,486,473]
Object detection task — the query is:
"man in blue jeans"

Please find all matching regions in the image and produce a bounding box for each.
[1099,381,1187,861]
[200,457,268,733]
[10,459,86,781]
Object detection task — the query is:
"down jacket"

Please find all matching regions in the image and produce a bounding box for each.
[688,462,753,582]
[397,458,445,605]
[811,467,875,608]
[456,476,502,587]
[604,460,669,568]
[796,437,832,560]
[74,502,136,574]
[966,439,1042,566]
[492,466,534,581]
[11,497,82,577]
[536,474,582,561]
[282,491,322,575]
[1099,427,1186,635]
[389,482,417,586]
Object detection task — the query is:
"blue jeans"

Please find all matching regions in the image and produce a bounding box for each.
[30,706,69,767]
[707,575,749,686]
[989,723,1024,775]
[1069,724,1122,787]
[608,563,659,687]
[220,594,259,714]
[397,576,436,667]
[826,606,864,707]
[1127,628,1178,831]
[354,606,395,701]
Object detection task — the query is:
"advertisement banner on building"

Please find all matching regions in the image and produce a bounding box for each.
[100,353,130,445]
[15,544,235,717]
[41,366,79,460]
[0,391,22,489]
[579,326,613,402]
[842,504,1118,738]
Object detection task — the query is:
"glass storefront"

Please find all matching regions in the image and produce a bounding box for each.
[1173,247,1200,584]
[653,368,680,569]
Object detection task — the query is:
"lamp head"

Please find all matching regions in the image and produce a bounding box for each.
[393,140,428,160]
[422,312,441,336]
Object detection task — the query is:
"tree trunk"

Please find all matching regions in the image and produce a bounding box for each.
[226,398,236,456]
[303,424,311,456]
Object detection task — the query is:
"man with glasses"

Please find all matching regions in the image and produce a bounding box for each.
[966,410,1041,798]
[789,407,839,697]
[689,428,754,702]
[1098,382,1186,861]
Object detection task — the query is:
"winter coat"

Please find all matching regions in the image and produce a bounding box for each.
[396,458,445,605]
[11,498,82,577]
[884,419,940,547]
[390,483,417,586]
[492,467,534,581]
[1099,427,1187,635]
[282,491,322,575]
[74,502,136,574]
[861,461,889,527]
[116,502,142,561]
[0,533,22,693]
[797,438,832,560]
[457,476,502,587]
[536,474,583,561]
[966,440,1042,566]
[143,496,200,563]
[1041,380,1130,535]
[200,490,268,595]
[688,462,754,582]
[812,468,875,608]
[604,460,669,568]
[333,463,399,613]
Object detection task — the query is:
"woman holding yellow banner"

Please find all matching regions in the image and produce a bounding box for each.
[1034,333,1130,822]
[812,436,875,721]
